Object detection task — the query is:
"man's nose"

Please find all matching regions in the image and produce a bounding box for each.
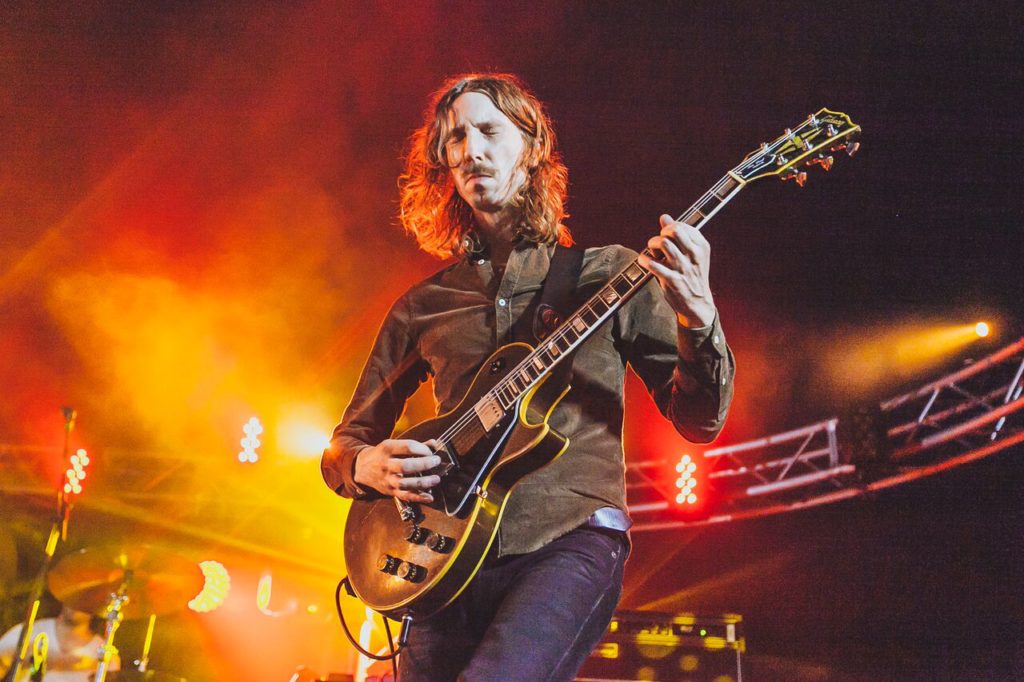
[462,129,485,162]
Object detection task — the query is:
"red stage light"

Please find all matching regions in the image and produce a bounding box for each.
[63,448,90,497]
[674,454,700,506]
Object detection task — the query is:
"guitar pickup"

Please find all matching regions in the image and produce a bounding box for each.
[473,396,504,431]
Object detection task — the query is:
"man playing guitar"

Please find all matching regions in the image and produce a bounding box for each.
[321,73,734,681]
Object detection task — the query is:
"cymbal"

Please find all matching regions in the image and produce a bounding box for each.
[48,545,204,619]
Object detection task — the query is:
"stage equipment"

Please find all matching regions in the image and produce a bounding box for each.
[625,337,1024,531]
[48,545,204,619]
[46,545,204,682]
[674,454,700,506]
[239,416,263,463]
[187,560,230,613]
[3,407,81,682]
[837,403,892,467]
[576,610,744,682]
[340,109,861,624]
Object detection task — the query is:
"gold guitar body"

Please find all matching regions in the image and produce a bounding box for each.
[342,343,570,619]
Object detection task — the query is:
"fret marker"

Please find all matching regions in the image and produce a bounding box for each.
[623,264,645,283]
[572,318,586,332]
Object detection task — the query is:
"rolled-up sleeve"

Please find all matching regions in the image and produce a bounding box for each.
[320,294,429,497]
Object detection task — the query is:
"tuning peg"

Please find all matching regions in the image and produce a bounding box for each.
[808,154,834,171]
[845,141,861,157]
[781,169,808,187]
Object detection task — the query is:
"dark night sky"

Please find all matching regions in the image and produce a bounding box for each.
[1,2,1022,679]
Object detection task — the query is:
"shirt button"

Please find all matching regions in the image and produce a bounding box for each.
[721,375,728,385]
[713,334,720,345]
[477,259,485,265]
[497,298,507,307]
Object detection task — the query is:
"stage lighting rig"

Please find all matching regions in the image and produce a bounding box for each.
[674,454,700,506]
[62,448,90,496]
[239,416,263,463]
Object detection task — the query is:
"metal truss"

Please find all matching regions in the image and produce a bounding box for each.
[628,337,1024,532]
[5,340,1023,537]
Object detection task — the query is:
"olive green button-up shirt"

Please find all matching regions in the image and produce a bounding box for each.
[321,241,735,556]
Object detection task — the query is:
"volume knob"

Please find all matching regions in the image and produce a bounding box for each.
[406,526,429,544]
[376,554,400,574]
[426,532,454,554]
[396,561,426,583]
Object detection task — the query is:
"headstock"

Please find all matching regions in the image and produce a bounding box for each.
[735,108,861,186]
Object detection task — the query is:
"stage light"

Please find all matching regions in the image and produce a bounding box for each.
[255,572,297,617]
[277,419,331,459]
[239,417,263,463]
[674,454,700,506]
[826,320,1000,397]
[189,560,231,613]
[62,449,90,498]
[256,573,272,612]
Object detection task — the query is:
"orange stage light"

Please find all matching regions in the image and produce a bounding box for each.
[276,405,333,459]
[189,560,231,613]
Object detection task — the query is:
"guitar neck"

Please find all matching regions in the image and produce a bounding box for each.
[483,171,747,414]
[462,106,861,436]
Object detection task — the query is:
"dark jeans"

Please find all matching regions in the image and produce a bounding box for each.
[398,526,629,682]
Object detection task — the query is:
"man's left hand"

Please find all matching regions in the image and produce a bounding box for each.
[637,214,718,328]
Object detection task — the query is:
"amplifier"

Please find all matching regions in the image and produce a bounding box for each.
[576,611,744,682]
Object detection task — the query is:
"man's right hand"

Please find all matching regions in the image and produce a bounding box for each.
[353,439,442,503]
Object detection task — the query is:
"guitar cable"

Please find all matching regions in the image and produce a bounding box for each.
[334,577,402,681]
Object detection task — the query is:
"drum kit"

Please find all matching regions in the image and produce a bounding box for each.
[3,410,203,681]
[42,544,200,682]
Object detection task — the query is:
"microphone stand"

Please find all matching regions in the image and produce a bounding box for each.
[2,408,77,682]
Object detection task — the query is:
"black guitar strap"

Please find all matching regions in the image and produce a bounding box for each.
[512,244,585,384]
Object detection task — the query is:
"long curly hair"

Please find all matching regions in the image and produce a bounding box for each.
[398,73,572,260]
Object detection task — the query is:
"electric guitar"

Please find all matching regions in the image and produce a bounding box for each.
[342,108,861,619]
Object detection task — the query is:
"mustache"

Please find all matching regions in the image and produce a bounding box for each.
[464,163,494,177]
